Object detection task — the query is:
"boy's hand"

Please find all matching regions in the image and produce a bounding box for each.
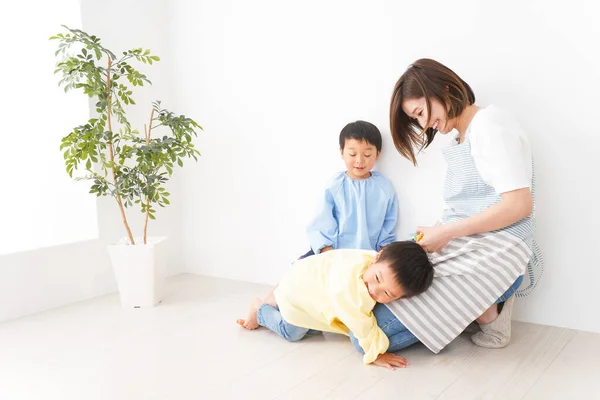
[320,246,334,253]
[372,352,408,370]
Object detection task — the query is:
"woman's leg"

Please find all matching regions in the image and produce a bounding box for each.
[350,303,419,353]
[477,275,523,324]
[495,275,524,304]
[472,275,524,348]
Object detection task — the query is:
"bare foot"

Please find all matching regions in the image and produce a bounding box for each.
[264,290,277,307]
[237,298,262,330]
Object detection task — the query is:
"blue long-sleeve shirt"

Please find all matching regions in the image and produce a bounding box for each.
[307,171,398,253]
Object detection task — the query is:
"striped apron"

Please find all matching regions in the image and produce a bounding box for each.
[386,127,544,354]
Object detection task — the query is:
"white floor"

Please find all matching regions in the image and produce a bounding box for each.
[1,274,598,400]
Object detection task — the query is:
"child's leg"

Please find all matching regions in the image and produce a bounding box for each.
[263,288,277,308]
[298,249,315,260]
[236,298,263,330]
[256,304,309,342]
[237,285,278,330]
[237,286,310,341]
[263,287,321,336]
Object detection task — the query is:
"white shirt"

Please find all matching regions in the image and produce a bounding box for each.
[465,105,532,194]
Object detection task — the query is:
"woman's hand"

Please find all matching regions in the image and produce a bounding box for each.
[416,225,454,253]
[372,352,408,370]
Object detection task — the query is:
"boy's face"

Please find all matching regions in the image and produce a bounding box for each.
[340,139,379,180]
[362,256,406,304]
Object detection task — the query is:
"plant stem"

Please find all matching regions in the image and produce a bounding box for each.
[143,108,155,245]
[107,57,135,245]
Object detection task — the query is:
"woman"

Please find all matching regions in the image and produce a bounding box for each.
[351,59,543,355]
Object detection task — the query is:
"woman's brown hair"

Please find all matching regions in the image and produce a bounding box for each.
[390,58,475,165]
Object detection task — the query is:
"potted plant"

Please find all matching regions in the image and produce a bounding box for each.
[50,26,202,308]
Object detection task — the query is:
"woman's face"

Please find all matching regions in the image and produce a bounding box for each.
[402,97,455,135]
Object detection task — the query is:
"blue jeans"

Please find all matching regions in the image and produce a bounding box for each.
[257,304,310,342]
[496,275,524,303]
[350,275,524,353]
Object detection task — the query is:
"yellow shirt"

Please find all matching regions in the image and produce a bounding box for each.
[274,249,390,364]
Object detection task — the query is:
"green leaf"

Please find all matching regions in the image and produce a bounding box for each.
[52,26,203,220]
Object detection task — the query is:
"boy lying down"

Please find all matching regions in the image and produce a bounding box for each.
[237,242,434,369]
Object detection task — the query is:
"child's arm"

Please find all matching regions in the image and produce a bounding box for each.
[330,284,391,365]
[376,192,399,250]
[372,352,408,370]
[307,188,338,254]
[335,302,390,364]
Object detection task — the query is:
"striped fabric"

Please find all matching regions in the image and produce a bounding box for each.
[386,232,531,353]
[440,137,544,297]
[385,114,543,353]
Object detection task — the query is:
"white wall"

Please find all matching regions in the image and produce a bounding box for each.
[0,0,98,256]
[0,0,183,322]
[173,0,600,333]
[2,0,598,333]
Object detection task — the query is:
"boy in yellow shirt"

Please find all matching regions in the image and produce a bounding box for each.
[237,241,433,369]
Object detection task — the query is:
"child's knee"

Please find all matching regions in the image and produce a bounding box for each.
[284,332,305,342]
[281,326,308,342]
[285,334,304,342]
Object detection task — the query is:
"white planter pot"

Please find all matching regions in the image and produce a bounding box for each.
[107,236,167,308]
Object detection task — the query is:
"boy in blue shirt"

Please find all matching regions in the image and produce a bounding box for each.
[300,121,398,258]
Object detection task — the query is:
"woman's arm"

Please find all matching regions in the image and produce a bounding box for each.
[417,187,532,253]
[447,187,532,238]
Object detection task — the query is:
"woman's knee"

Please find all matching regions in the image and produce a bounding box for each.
[372,303,407,334]
[495,275,524,304]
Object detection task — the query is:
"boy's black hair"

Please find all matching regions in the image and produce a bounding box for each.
[339,120,383,153]
[378,241,434,298]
